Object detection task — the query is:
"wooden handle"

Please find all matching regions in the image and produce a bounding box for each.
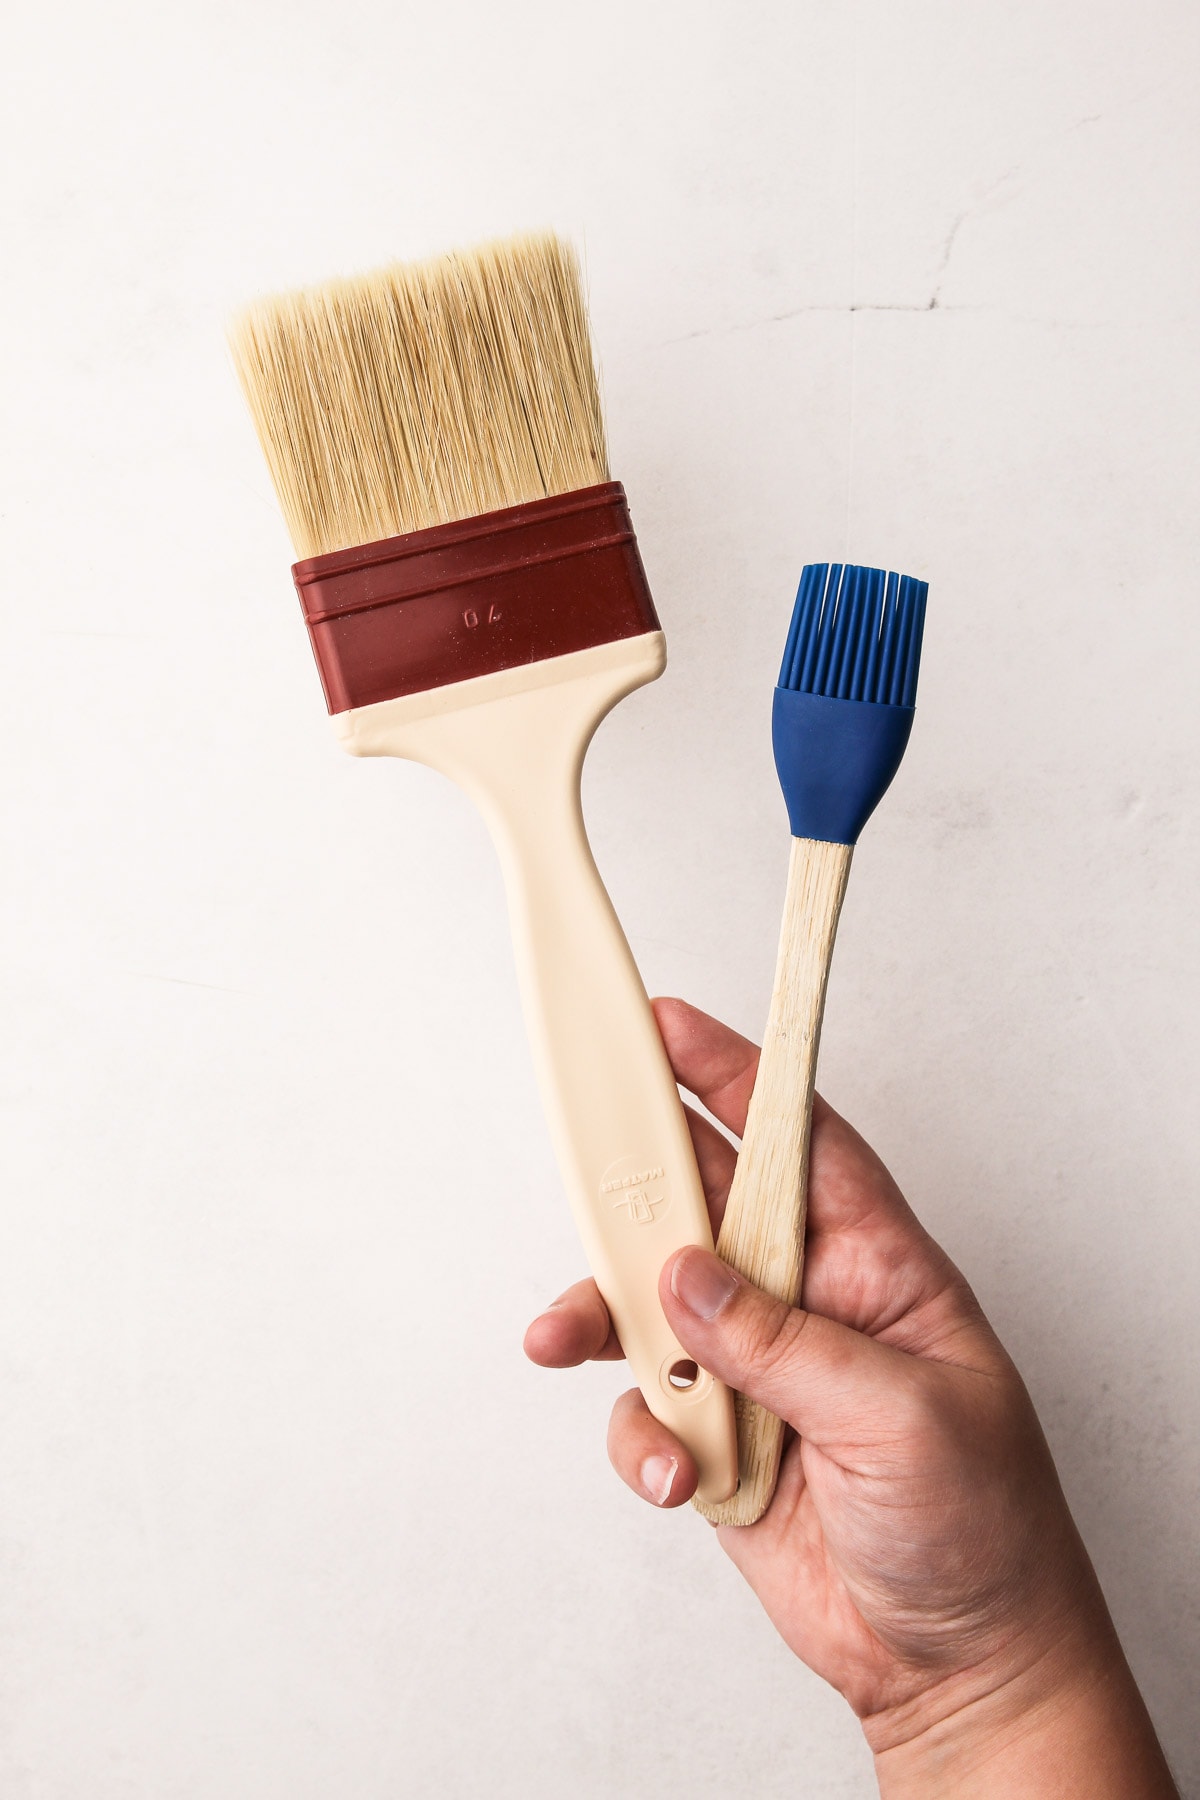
[335,635,738,1506]
[693,834,853,1525]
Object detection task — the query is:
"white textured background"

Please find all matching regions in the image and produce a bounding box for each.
[2,1,1198,1794]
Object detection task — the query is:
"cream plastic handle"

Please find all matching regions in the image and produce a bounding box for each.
[335,633,738,1506]
[694,834,853,1525]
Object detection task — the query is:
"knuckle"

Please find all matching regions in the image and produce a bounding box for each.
[739,1295,812,1383]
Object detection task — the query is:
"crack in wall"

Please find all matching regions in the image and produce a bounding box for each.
[655,99,1133,349]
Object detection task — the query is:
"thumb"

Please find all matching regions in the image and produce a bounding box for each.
[661,1247,910,1450]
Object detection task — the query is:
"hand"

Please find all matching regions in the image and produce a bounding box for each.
[524,999,1178,1798]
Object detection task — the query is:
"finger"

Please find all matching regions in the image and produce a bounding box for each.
[658,995,965,1340]
[800,1101,986,1354]
[805,1098,926,1245]
[523,1278,623,1367]
[656,996,928,1256]
[683,1102,738,1229]
[652,997,760,1138]
[606,1387,698,1509]
[661,1247,911,1453]
[655,996,942,1246]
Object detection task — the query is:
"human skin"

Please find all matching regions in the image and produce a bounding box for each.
[523,999,1179,1798]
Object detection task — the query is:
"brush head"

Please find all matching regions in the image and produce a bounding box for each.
[230,231,609,561]
[772,562,929,846]
[230,233,663,715]
[779,562,927,705]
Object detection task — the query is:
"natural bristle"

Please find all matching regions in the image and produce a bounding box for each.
[779,563,928,707]
[230,232,609,560]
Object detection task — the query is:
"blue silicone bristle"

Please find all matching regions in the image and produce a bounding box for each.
[771,561,930,845]
[779,563,928,708]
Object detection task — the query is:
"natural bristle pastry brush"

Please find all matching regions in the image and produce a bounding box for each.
[230,232,737,1505]
[695,562,928,1526]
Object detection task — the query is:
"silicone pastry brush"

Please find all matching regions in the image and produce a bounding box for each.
[230,233,737,1504]
[696,562,928,1525]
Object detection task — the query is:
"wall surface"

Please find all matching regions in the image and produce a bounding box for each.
[2,2,1197,1795]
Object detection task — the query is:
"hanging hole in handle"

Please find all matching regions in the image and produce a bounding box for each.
[658,1354,712,1405]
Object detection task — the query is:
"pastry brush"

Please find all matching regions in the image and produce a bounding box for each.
[696,562,928,1525]
[230,232,737,1505]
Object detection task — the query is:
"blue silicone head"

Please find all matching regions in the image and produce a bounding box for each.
[773,563,928,845]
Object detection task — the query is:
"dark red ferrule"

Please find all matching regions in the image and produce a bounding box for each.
[291,481,661,714]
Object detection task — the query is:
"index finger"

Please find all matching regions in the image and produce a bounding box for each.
[651,996,887,1244]
[651,996,760,1137]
